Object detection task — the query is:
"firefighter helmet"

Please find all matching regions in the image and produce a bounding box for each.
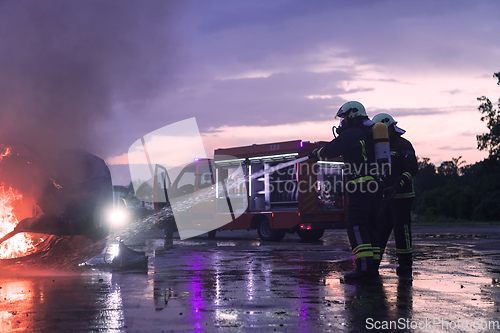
[336,101,367,119]
[372,113,397,127]
[372,113,405,134]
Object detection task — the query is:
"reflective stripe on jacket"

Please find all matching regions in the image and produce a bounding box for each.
[387,136,418,199]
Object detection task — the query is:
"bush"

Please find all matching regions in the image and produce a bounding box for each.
[414,157,500,222]
[472,190,500,221]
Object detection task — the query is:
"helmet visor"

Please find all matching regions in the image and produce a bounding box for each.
[394,124,406,134]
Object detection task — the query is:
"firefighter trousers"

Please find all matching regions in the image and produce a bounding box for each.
[378,198,413,267]
[346,188,382,272]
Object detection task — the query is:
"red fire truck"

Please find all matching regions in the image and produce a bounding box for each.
[154,140,347,242]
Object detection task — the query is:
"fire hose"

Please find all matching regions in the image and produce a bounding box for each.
[247,155,310,181]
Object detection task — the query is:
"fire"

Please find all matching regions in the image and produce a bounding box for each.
[0,147,11,163]
[0,185,35,259]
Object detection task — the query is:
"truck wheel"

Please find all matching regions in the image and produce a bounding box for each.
[297,229,325,242]
[257,218,285,242]
[208,230,216,238]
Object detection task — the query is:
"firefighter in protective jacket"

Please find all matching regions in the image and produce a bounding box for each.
[310,101,383,283]
[372,113,418,278]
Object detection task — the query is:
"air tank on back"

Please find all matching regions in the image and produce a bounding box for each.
[372,122,391,178]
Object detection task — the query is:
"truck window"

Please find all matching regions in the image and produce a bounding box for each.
[197,164,213,189]
[213,160,248,214]
[176,167,196,195]
[223,166,245,196]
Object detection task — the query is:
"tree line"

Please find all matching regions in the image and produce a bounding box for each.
[413,71,500,222]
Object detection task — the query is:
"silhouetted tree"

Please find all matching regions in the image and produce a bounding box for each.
[413,72,500,222]
[414,157,438,192]
[476,71,500,159]
[437,156,465,178]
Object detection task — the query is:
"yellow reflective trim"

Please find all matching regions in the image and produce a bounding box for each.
[372,247,380,260]
[353,244,372,253]
[404,224,411,250]
[350,176,375,184]
[360,140,367,162]
[395,192,415,199]
[353,243,374,259]
[354,251,374,259]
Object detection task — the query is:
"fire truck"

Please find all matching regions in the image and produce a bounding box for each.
[154,140,347,242]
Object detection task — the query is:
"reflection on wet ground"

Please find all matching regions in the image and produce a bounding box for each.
[1,226,499,332]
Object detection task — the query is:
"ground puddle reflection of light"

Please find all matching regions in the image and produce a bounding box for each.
[100,273,125,331]
[187,252,206,328]
[0,280,34,332]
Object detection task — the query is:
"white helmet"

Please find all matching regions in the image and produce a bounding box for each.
[372,113,405,134]
[372,113,397,126]
[336,101,367,119]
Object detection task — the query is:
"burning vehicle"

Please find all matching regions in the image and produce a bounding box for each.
[0,143,113,266]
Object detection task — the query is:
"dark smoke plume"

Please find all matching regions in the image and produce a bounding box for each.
[0,1,183,159]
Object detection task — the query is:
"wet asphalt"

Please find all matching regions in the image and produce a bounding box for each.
[1,225,500,332]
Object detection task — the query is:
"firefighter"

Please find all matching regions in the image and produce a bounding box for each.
[372,113,418,278]
[309,101,383,283]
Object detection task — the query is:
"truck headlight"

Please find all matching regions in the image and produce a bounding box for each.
[108,207,128,226]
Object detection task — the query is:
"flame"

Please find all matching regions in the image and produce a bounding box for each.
[0,147,11,163]
[50,177,63,190]
[0,185,35,259]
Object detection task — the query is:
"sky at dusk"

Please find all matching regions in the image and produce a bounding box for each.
[0,1,499,185]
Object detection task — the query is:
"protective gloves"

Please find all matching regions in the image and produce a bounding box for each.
[382,184,400,201]
[308,147,323,160]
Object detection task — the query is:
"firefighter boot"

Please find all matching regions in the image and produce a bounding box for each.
[396,253,412,279]
[343,257,380,284]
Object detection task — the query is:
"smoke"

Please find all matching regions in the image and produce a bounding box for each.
[0,1,183,158]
